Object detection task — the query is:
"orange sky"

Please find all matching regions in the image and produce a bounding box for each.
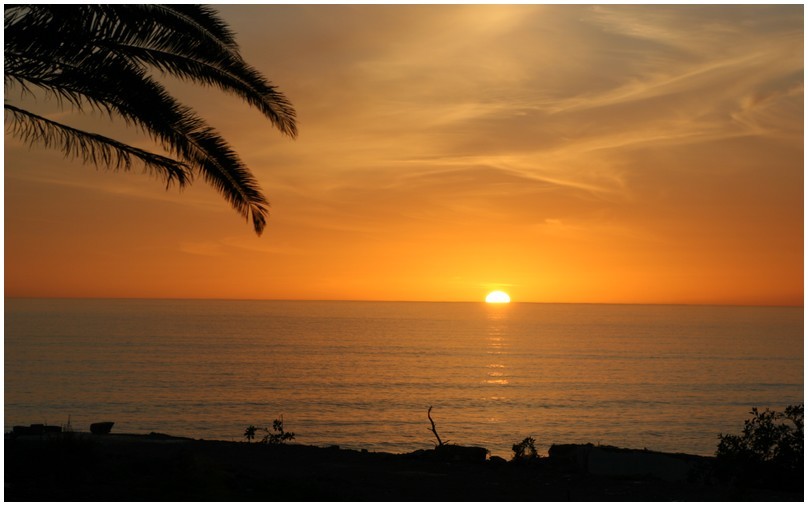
[4,5,804,305]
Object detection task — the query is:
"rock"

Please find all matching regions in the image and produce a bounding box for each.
[403,445,490,463]
[90,422,115,435]
[488,455,508,465]
[548,444,709,483]
[588,447,691,482]
[11,424,61,436]
[434,444,489,463]
[548,443,594,472]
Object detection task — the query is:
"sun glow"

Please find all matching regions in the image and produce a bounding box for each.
[485,291,511,303]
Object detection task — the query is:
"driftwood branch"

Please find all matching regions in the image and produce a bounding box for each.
[427,406,444,447]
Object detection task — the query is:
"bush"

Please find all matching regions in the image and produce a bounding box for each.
[244,417,295,445]
[716,404,803,491]
[511,436,539,462]
[244,425,258,443]
[261,417,295,445]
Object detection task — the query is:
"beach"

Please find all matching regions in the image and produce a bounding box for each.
[4,432,800,502]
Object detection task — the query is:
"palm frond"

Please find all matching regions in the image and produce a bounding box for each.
[73,5,297,137]
[5,104,192,188]
[148,5,240,49]
[185,125,270,234]
[42,53,271,233]
[11,49,272,233]
[4,4,292,234]
[105,44,297,138]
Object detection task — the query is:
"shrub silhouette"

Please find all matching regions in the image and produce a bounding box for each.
[244,425,257,443]
[261,417,295,445]
[716,404,803,491]
[244,417,295,445]
[511,436,539,462]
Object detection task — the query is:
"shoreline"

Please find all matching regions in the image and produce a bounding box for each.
[4,431,801,501]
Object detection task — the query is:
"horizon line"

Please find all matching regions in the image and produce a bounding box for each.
[4,295,804,309]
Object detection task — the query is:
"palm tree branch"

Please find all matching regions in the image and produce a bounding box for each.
[148,5,240,49]
[5,4,286,234]
[4,103,192,188]
[89,5,241,52]
[7,13,275,231]
[26,54,270,232]
[98,43,297,137]
[41,4,297,138]
[7,17,295,138]
[9,68,270,231]
[187,127,270,234]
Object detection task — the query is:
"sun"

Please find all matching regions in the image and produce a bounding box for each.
[485,291,511,303]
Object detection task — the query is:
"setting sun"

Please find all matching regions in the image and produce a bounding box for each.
[485,291,511,303]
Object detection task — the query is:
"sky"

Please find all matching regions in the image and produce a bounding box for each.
[4,4,804,305]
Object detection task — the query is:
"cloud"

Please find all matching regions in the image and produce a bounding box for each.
[178,236,307,257]
[6,4,802,304]
[4,159,222,211]
[179,241,224,257]
[214,5,800,210]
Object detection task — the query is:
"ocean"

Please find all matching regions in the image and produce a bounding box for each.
[4,298,803,458]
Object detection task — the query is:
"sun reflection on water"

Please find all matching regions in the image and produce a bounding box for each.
[485,303,511,386]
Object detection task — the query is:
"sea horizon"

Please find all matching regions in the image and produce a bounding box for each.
[6,295,803,308]
[6,298,802,458]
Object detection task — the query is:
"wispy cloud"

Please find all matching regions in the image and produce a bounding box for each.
[6,4,802,304]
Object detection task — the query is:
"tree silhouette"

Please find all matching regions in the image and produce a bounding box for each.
[4,5,296,235]
[716,404,803,491]
[244,425,257,443]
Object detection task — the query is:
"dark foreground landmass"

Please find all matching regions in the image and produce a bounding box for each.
[4,432,801,502]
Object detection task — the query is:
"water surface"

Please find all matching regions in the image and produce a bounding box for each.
[5,299,803,457]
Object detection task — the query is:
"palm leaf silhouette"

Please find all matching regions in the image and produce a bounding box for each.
[4,5,297,235]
